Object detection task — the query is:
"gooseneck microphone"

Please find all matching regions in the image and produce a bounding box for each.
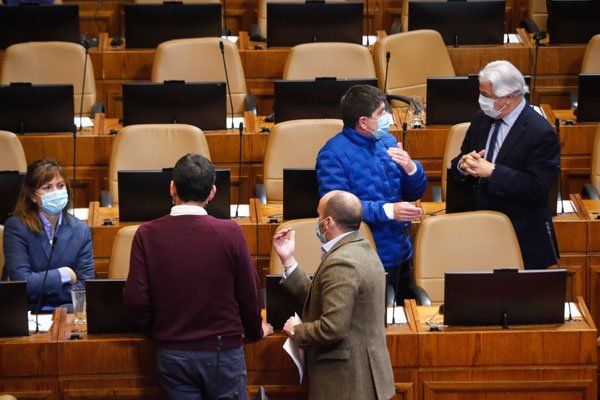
[391,223,409,324]
[531,32,546,105]
[365,0,370,46]
[554,117,565,214]
[235,121,243,218]
[219,41,235,130]
[35,235,59,334]
[383,51,391,94]
[73,41,91,213]
[546,221,571,321]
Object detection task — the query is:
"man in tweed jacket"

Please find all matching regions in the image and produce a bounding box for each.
[272,190,395,399]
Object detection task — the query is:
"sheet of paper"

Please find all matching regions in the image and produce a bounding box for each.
[283,313,305,384]
[230,204,250,218]
[362,35,378,46]
[386,306,407,325]
[504,33,522,44]
[68,208,90,221]
[28,312,53,333]
[564,302,582,320]
[222,36,239,44]
[557,200,574,214]
[74,117,94,128]
[225,117,246,130]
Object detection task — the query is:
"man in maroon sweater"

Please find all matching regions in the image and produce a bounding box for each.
[123,153,272,400]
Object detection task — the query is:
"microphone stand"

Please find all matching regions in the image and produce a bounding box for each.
[73,40,91,213]
[555,117,565,214]
[391,224,408,324]
[35,236,58,334]
[532,32,546,105]
[219,41,235,130]
[365,0,370,46]
[235,122,243,218]
[383,51,391,94]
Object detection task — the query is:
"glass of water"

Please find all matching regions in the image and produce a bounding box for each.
[71,282,87,325]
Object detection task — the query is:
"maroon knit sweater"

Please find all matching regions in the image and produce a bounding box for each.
[123,214,263,350]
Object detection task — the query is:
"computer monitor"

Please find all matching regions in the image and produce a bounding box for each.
[273,78,378,123]
[0,84,75,133]
[547,0,600,45]
[283,168,319,220]
[0,281,29,337]
[0,4,80,50]
[444,269,566,326]
[122,82,227,130]
[124,3,222,49]
[118,169,231,222]
[576,74,600,123]
[408,0,506,46]
[86,279,141,334]
[0,171,24,224]
[267,2,363,47]
[266,274,307,330]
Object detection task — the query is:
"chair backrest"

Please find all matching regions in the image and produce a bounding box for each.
[0,225,4,280]
[582,34,600,74]
[0,131,27,173]
[283,42,376,80]
[441,123,470,201]
[151,38,247,116]
[1,41,96,115]
[134,0,219,3]
[108,225,140,278]
[414,210,524,304]
[263,119,342,203]
[269,219,377,274]
[372,30,455,105]
[590,124,600,190]
[528,0,548,32]
[109,124,210,205]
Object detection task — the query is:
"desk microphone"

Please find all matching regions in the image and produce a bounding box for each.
[383,51,391,94]
[555,117,564,215]
[235,121,243,218]
[72,41,91,213]
[545,221,571,321]
[219,40,235,129]
[391,223,409,324]
[365,0,370,46]
[35,235,59,334]
[531,32,546,105]
[81,0,103,48]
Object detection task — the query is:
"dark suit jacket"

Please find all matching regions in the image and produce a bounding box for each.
[282,231,395,400]
[450,103,560,269]
[3,214,94,308]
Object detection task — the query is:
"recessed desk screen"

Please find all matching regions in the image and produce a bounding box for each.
[408,0,505,46]
[267,2,363,47]
[0,171,24,224]
[547,0,600,45]
[283,168,319,220]
[122,82,227,130]
[577,74,600,123]
[124,3,222,48]
[0,4,80,50]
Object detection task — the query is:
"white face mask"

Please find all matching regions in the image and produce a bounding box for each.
[478,94,506,119]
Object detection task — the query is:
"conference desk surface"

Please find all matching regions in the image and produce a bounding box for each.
[0,299,595,400]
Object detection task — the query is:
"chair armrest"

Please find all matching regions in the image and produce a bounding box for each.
[431,186,442,203]
[386,94,411,107]
[520,17,540,34]
[409,284,432,306]
[90,102,104,119]
[100,190,112,207]
[249,24,267,42]
[255,183,267,205]
[245,93,258,116]
[583,183,600,200]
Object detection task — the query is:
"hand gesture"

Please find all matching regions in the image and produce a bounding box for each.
[387,142,416,174]
[272,228,296,267]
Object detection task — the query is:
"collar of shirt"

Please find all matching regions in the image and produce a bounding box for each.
[170,204,208,216]
[39,211,62,241]
[502,97,526,129]
[321,230,355,254]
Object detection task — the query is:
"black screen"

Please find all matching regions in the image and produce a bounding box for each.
[0,84,74,133]
[86,279,141,334]
[0,282,29,337]
[124,3,222,49]
[547,0,600,45]
[267,2,363,47]
[0,171,24,224]
[577,74,600,123]
[274,78,378,123]
[408,1,506,46]
[0,4,80,50]
[283,168,319,220]
[122,82,227,130]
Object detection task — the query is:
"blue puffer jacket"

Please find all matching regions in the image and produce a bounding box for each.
[316,126,427,268]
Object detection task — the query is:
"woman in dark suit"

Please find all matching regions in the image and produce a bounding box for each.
[3,159,94,311]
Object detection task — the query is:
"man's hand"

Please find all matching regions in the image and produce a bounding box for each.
[387,142,416,174]
[283,315,302,338]
[65,267,77,283]
[459,150,495,178]
[272,228,296,267]
[392,202,422,222]
[262,322,274,337]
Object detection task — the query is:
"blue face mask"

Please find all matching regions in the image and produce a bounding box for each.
[315,218,328,244]
[40,189,68,215]
[369,112,392,140]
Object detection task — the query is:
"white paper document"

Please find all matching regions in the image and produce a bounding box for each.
[557,200,574,214]
[28,312,53,333]
[564,302,582,320]
[225,117,246,129]
[386,306,407,325]
[74,117,94,129]
[230,204,250,218]
[68,208,90,222]
[362,35,378,46]
[283,313,305,384]
[504,33,522,44]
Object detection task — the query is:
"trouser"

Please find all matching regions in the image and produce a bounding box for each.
[385,259,412,306]
[156,346,247,400]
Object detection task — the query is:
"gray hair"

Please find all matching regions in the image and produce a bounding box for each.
[479,60,529,98]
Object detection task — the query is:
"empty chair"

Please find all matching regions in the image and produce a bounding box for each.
[283,42,376,80]
[258,119,343,203]
[108,225,140,279]
[372,30,455,106]
[0,131,27,173]
[582,34,600,73]
[270,218,376,274]
[414,211,524,305]
[152,38,251,117]
[108,124,210,205]
[525,0,548,32]
[1,41,100,115]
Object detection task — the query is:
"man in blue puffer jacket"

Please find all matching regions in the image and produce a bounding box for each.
[316,85,427,301]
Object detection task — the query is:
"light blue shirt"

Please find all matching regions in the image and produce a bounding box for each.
[484,98,526,163]
[39,212,71,284]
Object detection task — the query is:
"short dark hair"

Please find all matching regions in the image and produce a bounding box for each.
[323,191,363,232]
[340,84,387,128]
[173,153,215,203]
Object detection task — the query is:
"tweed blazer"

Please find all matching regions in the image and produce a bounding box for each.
[282,231,395,399]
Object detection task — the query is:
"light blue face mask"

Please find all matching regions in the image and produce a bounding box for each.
[40,189,68,215]
[315,218,328,244]
[369,112,392,140]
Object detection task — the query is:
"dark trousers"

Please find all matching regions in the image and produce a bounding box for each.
[156,346,247,400]
[385,259,412,306]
